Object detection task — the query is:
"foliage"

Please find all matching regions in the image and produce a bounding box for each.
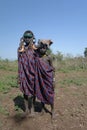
[55,51,63,61]
[84,47,87,57]
[53,54,87,72]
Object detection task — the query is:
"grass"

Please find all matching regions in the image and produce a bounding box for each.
[53,57,87,73]
[58,71,87,88]
[0,57,87,93]
[0,60,18,93]
[0,105,9,115]
[0,75,18,93]
[0,59,18,72]
[59,78,82,86]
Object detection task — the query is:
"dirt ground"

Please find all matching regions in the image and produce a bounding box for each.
[0,71,87,130]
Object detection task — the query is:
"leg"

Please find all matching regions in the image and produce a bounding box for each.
[31,96,35,116]
[24,94,30,114]
[28,96,35,117]
[41,102,45,114]
[51,103,55,120]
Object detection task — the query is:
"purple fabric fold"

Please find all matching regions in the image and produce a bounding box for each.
[35,55,54,105]
[18,49,54,105]
[18,49,35,96]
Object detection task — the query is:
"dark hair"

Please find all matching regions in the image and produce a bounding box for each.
[23,30,34,38]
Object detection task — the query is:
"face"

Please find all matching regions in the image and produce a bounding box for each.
[38,41,49,55]
[23,33,33,44]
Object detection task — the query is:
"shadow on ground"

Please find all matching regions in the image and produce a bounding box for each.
[13,95,52,115]
[13,95,43,112]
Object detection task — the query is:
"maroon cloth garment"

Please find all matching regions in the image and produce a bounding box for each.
[35,54,54,105]
[18,49,54,105]
[18,48,35,96]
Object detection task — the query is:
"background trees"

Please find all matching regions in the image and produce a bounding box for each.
[84,48,87,57]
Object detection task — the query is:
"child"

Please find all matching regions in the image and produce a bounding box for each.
[35,39,55,119]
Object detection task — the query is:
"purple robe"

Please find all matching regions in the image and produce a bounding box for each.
[18,49,54,105]
[35,54,54,105]
[18,48,35,96]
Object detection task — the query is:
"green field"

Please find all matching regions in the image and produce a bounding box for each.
[0,57,87,130]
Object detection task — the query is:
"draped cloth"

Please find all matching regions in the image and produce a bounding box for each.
[18,49,54,105]
[35,54,54,105]
[18,49,35,96]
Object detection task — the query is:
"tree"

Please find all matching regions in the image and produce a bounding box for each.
[84,48,87,57]
[55,51,63,61]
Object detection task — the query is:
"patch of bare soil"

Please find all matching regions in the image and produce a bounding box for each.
[0,73,87,130]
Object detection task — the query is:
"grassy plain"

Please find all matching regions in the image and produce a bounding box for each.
[0,57,87,130]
